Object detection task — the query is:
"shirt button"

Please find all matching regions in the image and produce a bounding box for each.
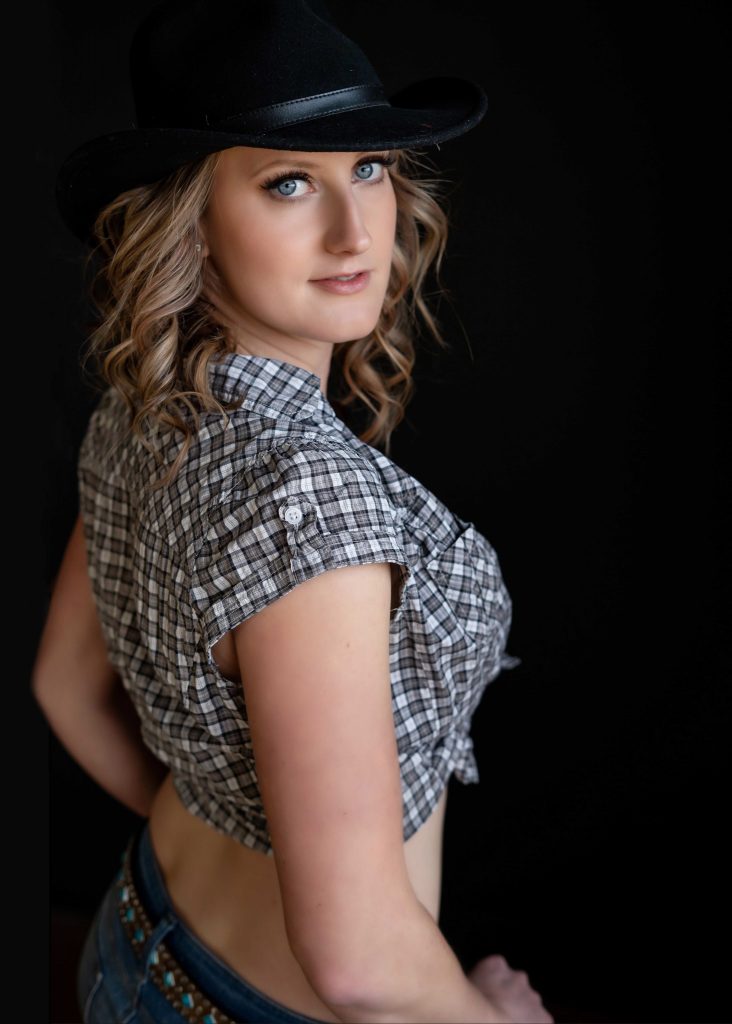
[284,506,304,526]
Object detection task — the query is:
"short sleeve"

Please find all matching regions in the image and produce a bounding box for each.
[189,439,412,672]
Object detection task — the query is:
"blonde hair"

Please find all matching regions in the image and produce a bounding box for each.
[81,147,455,491]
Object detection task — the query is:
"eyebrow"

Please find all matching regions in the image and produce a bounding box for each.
[252,152,381,175]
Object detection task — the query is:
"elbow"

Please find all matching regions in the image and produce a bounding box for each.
[31,674,69,732]
[296,960,353,1012]
[30,648,65,707]
[31,665,69,712]
[30,669,53,710]
[287,887,424,1014]
[286,926,351,1007]
[298,956,405,1022]
[294,955,371,1016]
[31,669,83,722]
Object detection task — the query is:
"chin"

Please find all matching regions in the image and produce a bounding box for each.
[326,302,384,333]
[334,322,381,345]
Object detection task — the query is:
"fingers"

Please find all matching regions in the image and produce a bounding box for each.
[473,953,554,1023]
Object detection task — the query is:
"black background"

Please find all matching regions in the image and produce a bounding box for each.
[23,1,729,1021]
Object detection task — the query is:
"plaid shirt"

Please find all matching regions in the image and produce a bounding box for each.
[78,351,520,854]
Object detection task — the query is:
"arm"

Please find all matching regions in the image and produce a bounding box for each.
[31,512,167,817]
[231,559,510,1024]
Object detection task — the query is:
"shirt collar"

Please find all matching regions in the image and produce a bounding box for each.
[208,350,338,425]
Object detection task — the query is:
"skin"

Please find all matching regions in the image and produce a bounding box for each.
[198,146,399,394]
[31,513,167,817]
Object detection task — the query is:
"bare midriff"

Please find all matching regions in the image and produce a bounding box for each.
[147,761,448,1023]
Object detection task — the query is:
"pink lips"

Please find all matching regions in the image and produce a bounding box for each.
[311,271,371,294]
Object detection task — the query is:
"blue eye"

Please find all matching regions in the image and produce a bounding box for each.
[261,154,397,200]
[269,176,306,198]
[355,162,379,181]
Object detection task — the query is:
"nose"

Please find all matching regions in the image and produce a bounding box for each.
[322,187,372,256]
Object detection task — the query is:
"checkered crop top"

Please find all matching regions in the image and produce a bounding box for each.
[77,351,521,855]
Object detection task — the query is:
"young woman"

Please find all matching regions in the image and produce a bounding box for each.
[35,2,554,1022]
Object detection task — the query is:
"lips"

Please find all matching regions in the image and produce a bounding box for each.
[310,270,371,294]
[314,270,369,280]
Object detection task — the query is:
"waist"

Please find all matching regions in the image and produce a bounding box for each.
[146,770,446,1018]
[149,770,446,922]
[125,817,334,1023]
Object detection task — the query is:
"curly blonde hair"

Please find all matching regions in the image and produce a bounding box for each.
[81,147,455,491]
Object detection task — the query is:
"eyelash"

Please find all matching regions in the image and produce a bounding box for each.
[260,153,397,200]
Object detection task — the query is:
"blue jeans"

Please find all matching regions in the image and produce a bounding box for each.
[76,820,331,1023]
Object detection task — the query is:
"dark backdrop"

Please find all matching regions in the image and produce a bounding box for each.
[25,1,729,1021]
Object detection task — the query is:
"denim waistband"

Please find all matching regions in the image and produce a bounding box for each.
[126,820,329,1024]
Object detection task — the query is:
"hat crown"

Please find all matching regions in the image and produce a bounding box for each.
[130,0,384,132]
[55,0,488,244]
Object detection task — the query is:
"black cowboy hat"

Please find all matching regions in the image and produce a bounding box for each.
[55,0,488,245]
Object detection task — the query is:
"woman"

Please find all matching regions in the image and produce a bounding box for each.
[35,1,554,1022]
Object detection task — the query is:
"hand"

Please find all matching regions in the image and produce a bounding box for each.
[467,954,554,1023]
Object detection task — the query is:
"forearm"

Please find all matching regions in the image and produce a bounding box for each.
[34,681,168,818]
[313,897,510,1024]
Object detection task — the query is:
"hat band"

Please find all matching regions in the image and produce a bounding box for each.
[202,83,391,134]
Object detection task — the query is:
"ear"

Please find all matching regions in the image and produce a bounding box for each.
[196,218,211,259]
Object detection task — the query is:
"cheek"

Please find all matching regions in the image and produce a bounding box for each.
[214,208,305,298]
[375,188,398,254]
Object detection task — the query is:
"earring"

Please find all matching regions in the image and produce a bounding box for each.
[194,243,202,253]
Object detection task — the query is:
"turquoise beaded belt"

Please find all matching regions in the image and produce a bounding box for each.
[116,836,238,1024]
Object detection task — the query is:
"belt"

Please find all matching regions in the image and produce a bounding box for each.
[116,836,238,1024]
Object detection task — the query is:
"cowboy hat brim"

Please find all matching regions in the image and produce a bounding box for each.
[55,75,487,244]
